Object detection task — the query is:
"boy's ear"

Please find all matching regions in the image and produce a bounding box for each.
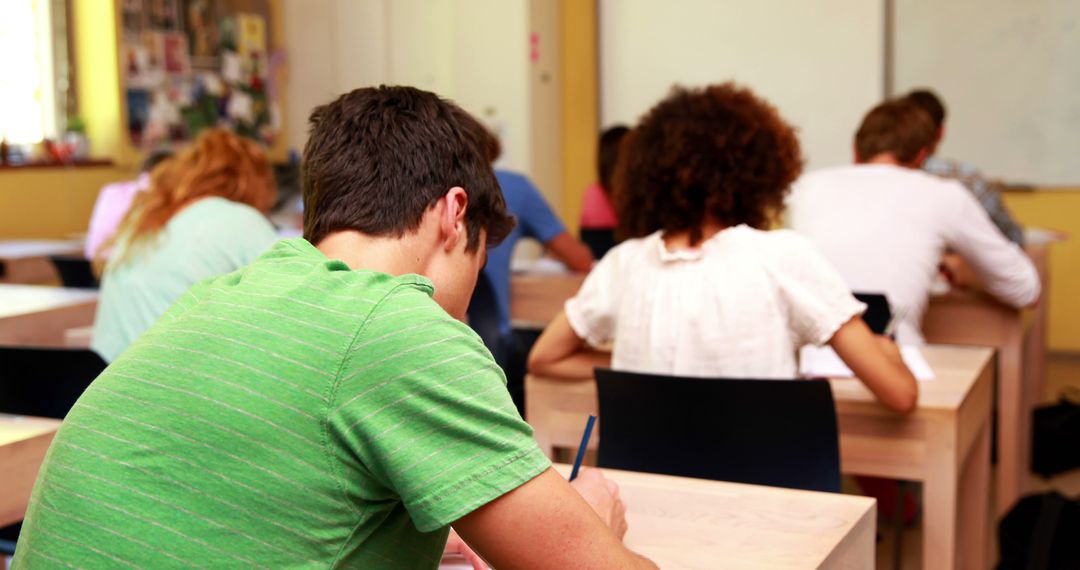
[440,187,469,252]
[912,146,932,168]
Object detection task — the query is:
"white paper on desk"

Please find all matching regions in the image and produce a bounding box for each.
[439,556,480,570]
[799,345,935,381]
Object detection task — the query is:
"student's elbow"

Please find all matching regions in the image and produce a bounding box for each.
[885,381,919,414]
[526,344,554,376]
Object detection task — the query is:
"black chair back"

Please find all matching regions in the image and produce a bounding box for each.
[595,368,842,492]
[0,347,107,418]
[49,255,99,288]
[854,292,891,334]
[580,229,616,259]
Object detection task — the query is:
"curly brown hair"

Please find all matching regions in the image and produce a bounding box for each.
[613,83,803,245]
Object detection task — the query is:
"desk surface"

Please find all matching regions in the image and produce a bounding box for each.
[0,284,99,320]
[0,240,83,260]
[552,464,875,569]
[829,344,994,410]
[0,415,62,447]
[0,415,61,527]
[510,272,586,329]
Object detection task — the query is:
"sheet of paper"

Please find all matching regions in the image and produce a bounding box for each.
[799,345,935,381]
[439,556,480,570]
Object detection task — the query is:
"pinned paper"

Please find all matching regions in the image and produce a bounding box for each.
[222,50,243,84]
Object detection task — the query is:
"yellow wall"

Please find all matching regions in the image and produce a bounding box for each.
[0,166,134,239]
[1003,190,1080,352]
[558,0,598,236]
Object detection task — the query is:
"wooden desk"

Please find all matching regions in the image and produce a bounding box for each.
[551,464,875,569]
[0,415,61,527]
[0,240,83,285]
[0,285,98,347]
[510,273,585,330]
[527,345,995,570]
[923,242,1049,517]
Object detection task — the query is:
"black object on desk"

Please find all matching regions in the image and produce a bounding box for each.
[49,255,99,289]
[854,292,892,335]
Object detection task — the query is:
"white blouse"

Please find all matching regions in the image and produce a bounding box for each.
[564,226,864,379]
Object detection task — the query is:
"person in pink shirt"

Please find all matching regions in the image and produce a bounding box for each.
[84,149,174,261]
[579,125,628,258]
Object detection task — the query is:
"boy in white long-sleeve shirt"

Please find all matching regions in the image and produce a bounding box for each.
[788,98,1039,345]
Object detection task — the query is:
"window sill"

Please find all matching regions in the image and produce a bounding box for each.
[0,159,115,171]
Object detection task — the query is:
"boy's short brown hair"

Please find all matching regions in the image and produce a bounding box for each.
[302,86,514,250]
[906,89,946,128]
[854,99,936,164]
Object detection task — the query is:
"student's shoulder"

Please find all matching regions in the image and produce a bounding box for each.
[738,226,819,255]
[494,169,541,198]
[192,196,272,225]
[595,232,656,267]
[794,165,862,187]
[343,278,487,372]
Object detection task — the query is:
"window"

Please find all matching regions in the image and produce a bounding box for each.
[0,0,71,145]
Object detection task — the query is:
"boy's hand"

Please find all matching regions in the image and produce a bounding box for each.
[570,468,628,539]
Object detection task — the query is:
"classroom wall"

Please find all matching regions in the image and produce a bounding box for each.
[599,0,884,171]
[895,0,1080,186]
[283,0,533,176]
[1003,191,1080,352]
[0,166,133,239]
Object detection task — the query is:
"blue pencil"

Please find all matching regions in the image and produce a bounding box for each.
[569,414,597,481]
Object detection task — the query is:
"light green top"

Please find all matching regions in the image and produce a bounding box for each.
[15,238,550,569]
[91,197,279,362]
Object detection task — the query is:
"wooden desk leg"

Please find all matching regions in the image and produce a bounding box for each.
[958,419,991,570]
[923,417,959,570]
[997,339,1028,518]
[1023,300,1049,406]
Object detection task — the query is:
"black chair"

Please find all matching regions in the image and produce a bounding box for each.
[0,346,107,418]
[48,255,99,289]
[594,368,842,492]
[853,292,891,334]
[0,346,106,554]
[580,228,616,259]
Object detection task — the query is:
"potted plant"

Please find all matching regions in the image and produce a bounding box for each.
[65,115,90,160]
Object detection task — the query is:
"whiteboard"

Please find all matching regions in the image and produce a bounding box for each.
[895,0,1080,186]
[599,0,884,171]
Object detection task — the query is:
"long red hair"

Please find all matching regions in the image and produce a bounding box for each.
[103,129,276,268]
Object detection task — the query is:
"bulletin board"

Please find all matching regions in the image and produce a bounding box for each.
[118,0,281,148]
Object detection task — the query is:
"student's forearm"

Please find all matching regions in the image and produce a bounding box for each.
[546,232,595,273]
[530,349,611,380]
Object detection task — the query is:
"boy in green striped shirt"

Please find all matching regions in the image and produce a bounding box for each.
[15,87,654,569]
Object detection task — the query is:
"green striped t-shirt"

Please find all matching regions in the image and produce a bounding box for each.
[14,238,551,568]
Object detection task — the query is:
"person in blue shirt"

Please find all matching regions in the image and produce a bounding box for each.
[468,135,593,413]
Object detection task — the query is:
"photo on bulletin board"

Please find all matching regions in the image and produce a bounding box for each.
[118,0,277,148]
[184,0,220,69]
[121,0,145,39]
[163,33,190,74]
[149,0,181,31]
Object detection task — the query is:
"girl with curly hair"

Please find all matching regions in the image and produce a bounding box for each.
[529,83,917,413]
[92,128,279,361]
